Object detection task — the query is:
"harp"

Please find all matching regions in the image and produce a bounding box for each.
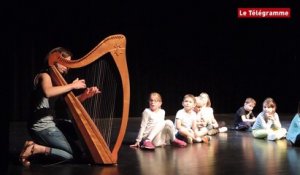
[48,34,130,164]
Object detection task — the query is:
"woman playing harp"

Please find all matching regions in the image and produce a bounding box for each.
[19,47,101,167]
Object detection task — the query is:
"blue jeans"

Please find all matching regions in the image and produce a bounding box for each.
[175,132,188,142]
[29,126,74,161]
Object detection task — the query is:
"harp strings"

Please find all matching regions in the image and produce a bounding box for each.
[80,57,118,147]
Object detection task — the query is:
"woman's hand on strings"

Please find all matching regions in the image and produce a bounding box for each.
[78,86,101,102]
[83,87,101,98]
[72,78,86,89]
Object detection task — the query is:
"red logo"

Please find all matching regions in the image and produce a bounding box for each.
[238,8,291,18]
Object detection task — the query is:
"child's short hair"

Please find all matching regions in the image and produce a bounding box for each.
[263,97,276,109]
[149,92,162,102]
[245,97,256,106]
[183,94,196,103]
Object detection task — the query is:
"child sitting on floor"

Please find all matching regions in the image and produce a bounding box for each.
[194,92,227,136]
[175,94,210,144]
[233,97,256,131]
[130,92,187,150]
[286,101,300,146]
[252,97,287,141]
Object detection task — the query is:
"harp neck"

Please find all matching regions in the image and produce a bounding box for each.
[48,34,126,69]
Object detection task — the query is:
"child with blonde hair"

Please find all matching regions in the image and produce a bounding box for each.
[194,92,227,136]
[130,92,187,150]
[252,97,287,141]
[175,94,210,143]
[233,97,256,131]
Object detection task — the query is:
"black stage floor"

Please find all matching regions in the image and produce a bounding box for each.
[8,114,300,175]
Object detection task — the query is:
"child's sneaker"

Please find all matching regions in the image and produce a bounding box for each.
[186,136,193,144]
[194,137,202,143]
[141,140,155,150]
[202,136,211,143]
[267,133,276,141]
[219,127,228,133]
[172,139,187,147]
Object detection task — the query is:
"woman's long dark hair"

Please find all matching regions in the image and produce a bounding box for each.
[41,47,72,71]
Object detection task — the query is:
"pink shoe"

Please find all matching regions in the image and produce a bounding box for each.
[172,139,187,147]
[141,140,155,150]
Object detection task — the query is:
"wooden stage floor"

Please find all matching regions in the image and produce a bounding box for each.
[8,114,300,175]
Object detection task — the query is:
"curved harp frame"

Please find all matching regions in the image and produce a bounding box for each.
[48,34,130,164]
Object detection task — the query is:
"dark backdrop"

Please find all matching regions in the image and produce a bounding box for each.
[7,0,300,122]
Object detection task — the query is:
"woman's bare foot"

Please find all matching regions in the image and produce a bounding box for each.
[19,141,35,167]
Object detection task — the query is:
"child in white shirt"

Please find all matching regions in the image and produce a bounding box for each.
[194,92,227,136]
[175,94,210,143]
[130,92,186,150]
